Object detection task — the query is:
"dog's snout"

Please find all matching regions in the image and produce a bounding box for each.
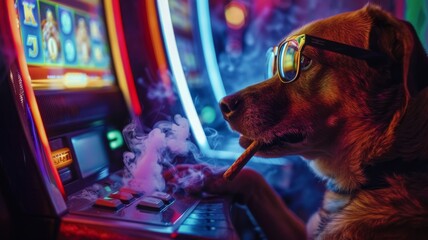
[220,95,241,120]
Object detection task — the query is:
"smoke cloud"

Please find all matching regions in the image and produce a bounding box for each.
[122,114,205,194]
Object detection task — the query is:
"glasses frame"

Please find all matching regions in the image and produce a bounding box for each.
[268,34,388,83]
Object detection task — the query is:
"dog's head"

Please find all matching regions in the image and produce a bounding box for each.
[220,4,428,187]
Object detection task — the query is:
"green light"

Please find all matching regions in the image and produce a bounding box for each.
[201,106,216,124]
[405,1,428,51]
[104,186,112,192]
[107,129,124,150]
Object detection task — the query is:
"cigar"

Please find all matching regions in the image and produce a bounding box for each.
[223,140,262,181]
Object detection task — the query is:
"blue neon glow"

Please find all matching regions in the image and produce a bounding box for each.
[156,0,210,153]
[196,0,226,102]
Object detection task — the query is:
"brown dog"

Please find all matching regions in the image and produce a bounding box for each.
[220,4,428,239]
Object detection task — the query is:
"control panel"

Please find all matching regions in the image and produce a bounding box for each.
[64,171,239,239]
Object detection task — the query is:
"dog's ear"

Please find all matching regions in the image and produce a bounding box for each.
[365,4,428,100]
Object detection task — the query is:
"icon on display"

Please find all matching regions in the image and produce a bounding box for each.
[40,5,62,62]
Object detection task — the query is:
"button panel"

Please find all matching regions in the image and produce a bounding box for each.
[94,198,123,210]
[177,200,233,239]
[66,171,231,232]
[120,187,143,197]
[137,196,166,211]
[109,191,134,204]
[150,191,174,204]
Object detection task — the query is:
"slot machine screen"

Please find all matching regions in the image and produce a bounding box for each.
[15,0,129,192]
[16,0,114,90]
[71,131,108,178]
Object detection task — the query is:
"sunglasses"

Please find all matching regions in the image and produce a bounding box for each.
[265,34,388,83]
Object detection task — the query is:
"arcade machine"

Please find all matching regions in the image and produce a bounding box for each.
[0,0,246,239]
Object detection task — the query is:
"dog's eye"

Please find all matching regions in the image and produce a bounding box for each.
[300,55,312,71]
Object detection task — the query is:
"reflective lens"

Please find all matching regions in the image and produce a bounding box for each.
[279,40,300,82]
[265,47,276,79]
[265,35,306,83]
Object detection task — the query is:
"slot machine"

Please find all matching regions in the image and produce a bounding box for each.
[0,0,247,239]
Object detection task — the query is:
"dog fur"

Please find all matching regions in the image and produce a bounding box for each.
[220,4,428,239]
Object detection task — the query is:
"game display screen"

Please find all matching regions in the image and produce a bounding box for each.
[16,0,115,90]
[71,131,109,178]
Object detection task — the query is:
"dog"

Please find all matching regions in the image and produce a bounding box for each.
[219,4,428,240]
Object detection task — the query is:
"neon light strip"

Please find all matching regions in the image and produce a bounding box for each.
[5,1,65,198]
[156,0,210,152]
[146,1,173,93]
[196,0,226,102]
[104,0,142,116]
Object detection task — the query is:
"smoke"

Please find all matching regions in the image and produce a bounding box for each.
[136,69,176,103]
[205,127,222,150]
[121,114,205,194]
[146,81,175,102]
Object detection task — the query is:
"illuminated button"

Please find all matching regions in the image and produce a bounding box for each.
[120,187,143,197]
[150,191,174,204]
[137,197,165,211]
[94,198,123,210]
[109,192,134,204]
[51,148,73,169]
[107,130,124,150]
